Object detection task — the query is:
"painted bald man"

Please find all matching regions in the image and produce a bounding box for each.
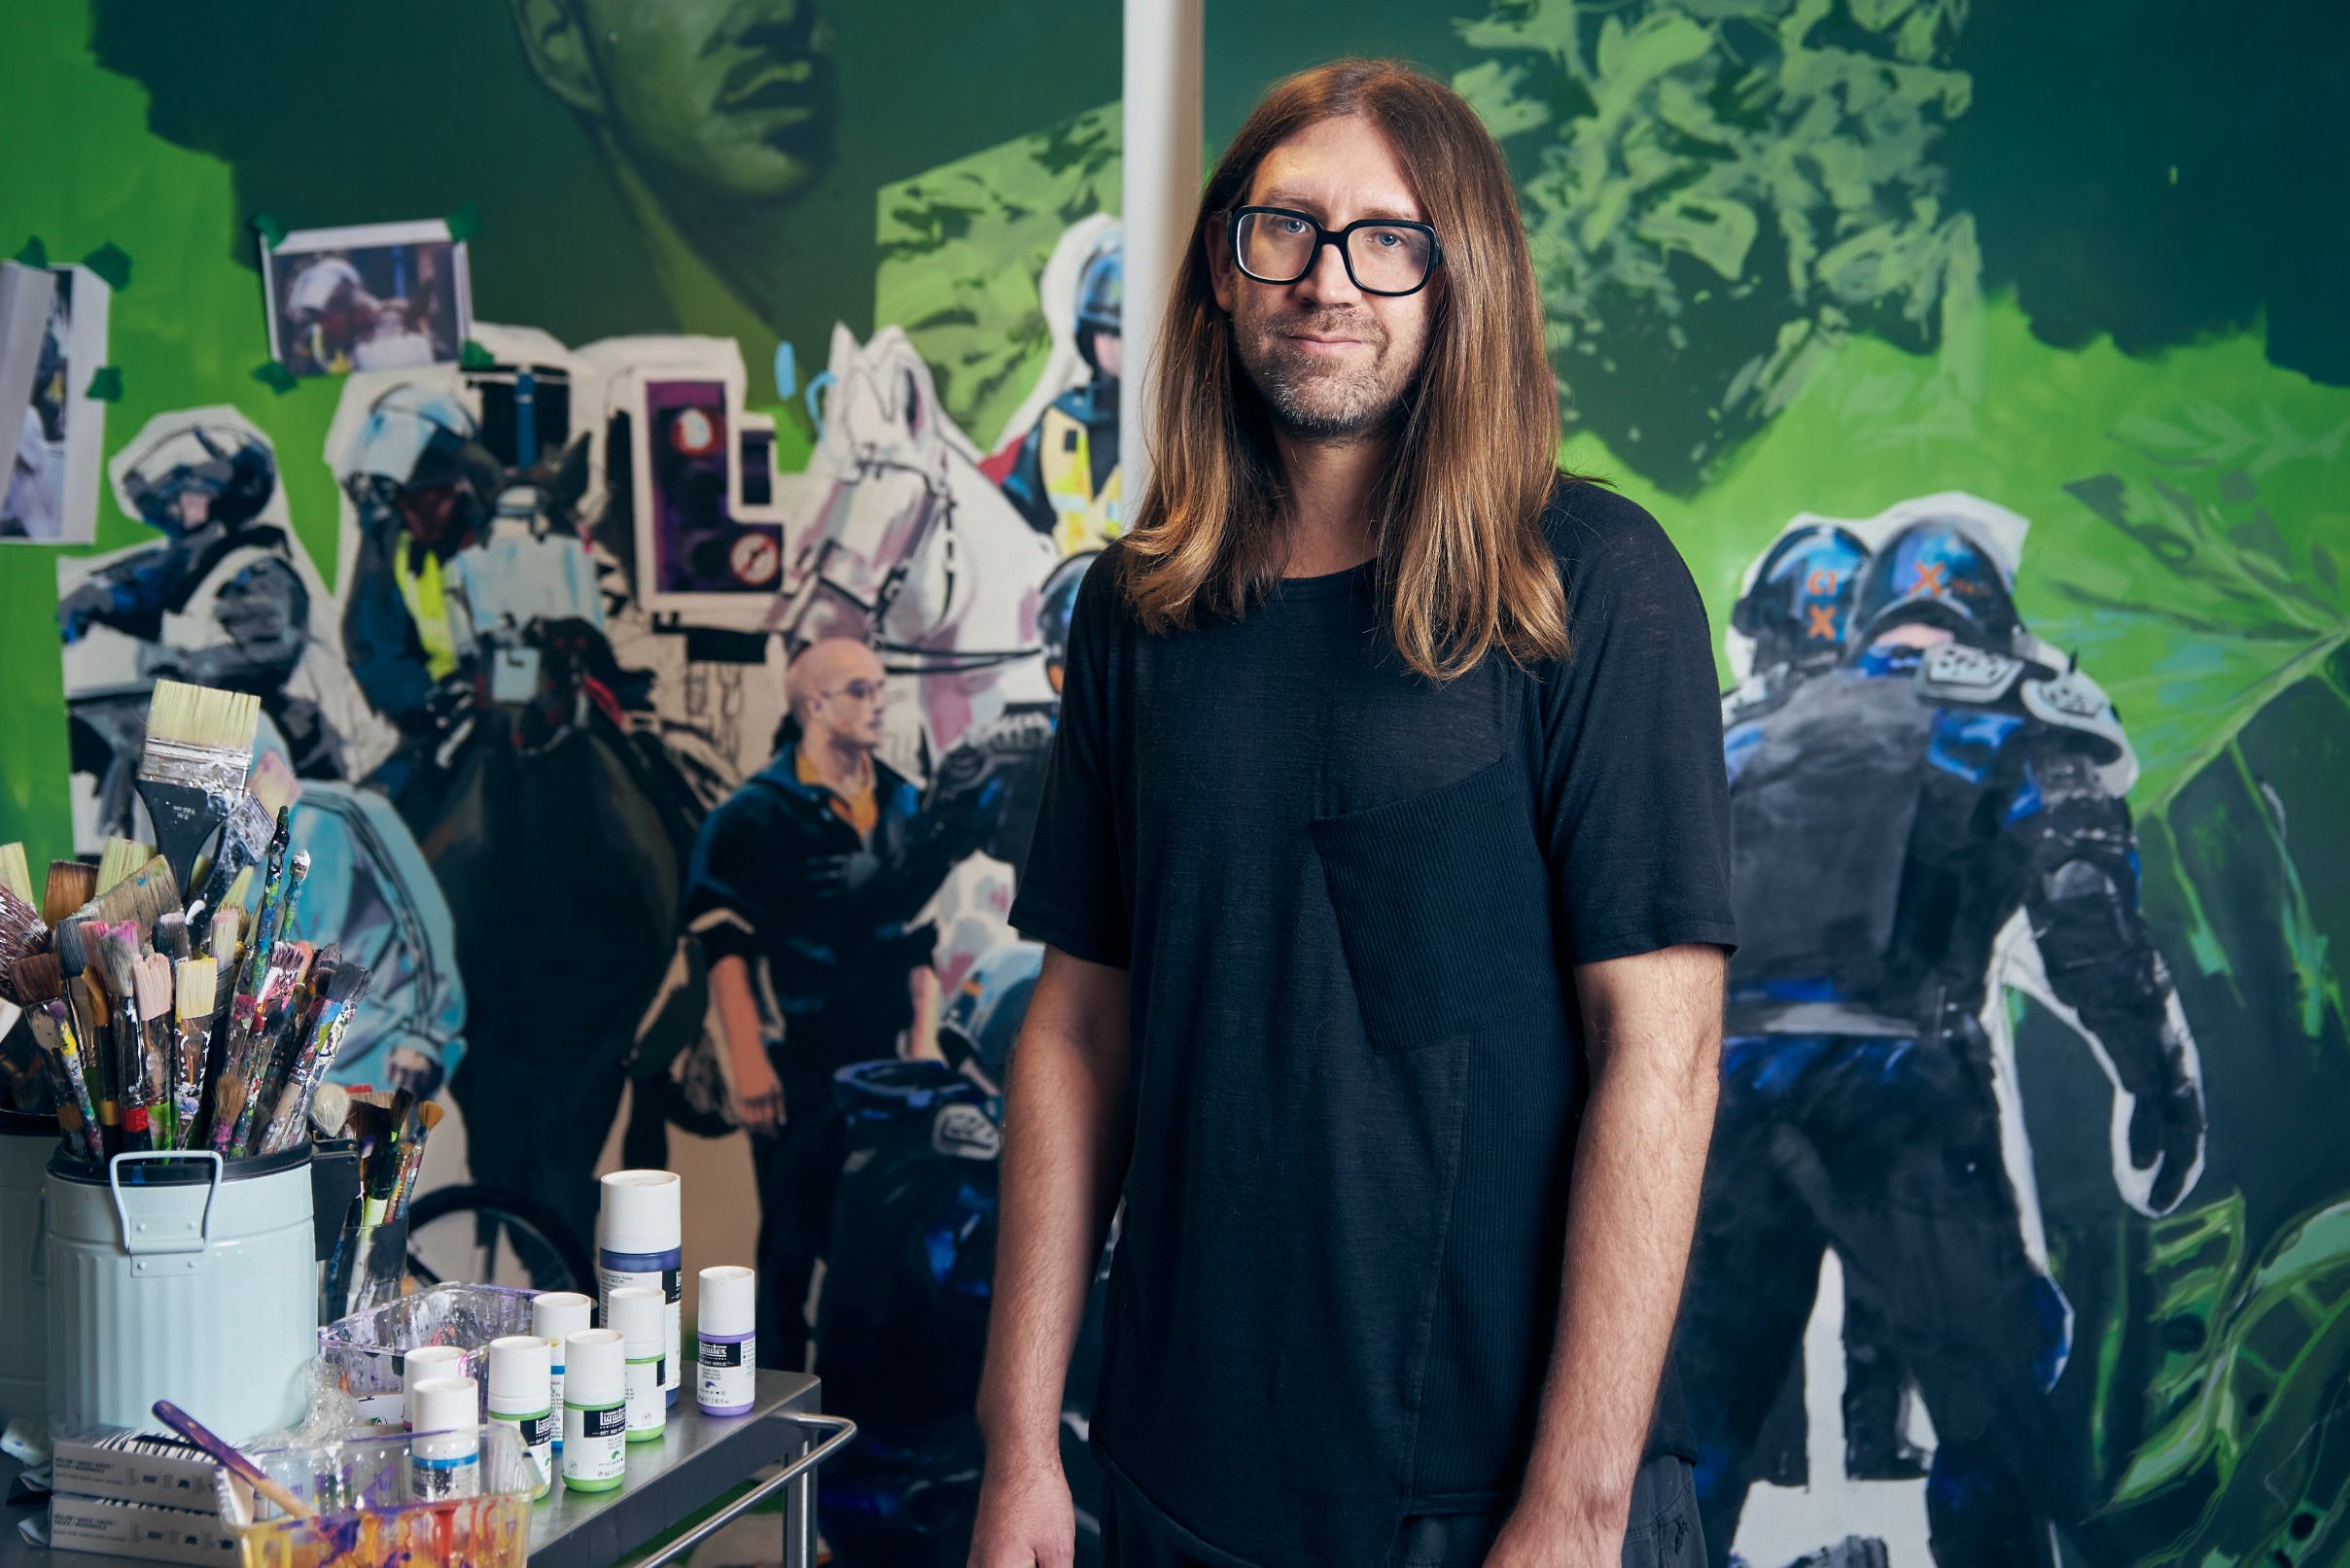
[683,638,977,1370]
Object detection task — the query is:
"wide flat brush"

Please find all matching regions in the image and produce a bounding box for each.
[79,854,182,931]
[135,953,177,1147]
[42,860,96,927]
[191,752,299,942]
[0,843,31,906]
[172,958,217,1151]
[137,680,263,895]
[93,925,157,1153]
[53,920,116,1148]
[0,883,47,992]
[95,836,154,897]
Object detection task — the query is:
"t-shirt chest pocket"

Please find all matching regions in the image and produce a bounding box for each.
[1309,756,1560,1054]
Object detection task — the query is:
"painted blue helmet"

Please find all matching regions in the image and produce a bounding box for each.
[1851,517,2021,649]
[1075,239,1122,340]
[1039,549,1099,672]
[1733,523,1871,668]
[118,421,279,536]
[938,941,1043,1091]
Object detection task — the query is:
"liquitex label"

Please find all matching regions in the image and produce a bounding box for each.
[563,1404,627,1486]
[624,1357,665,1436]
[494,1410,557,1490]
[698,1336,755,1411]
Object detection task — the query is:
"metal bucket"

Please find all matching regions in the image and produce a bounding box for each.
[0,1112,54,1433]
[46,1147,318,1446]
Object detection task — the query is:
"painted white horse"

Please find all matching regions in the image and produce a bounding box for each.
[773,324,1059,761]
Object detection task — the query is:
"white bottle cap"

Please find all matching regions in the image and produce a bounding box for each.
[410,1376,478,1436]
[487,1336,551,1409]
[565,1329,625,1407]
[608,1285,663,1354]
[698,1267,756,1337]
[598,1169,682,1255]
[403,1345,466,1423]
[533,1291,593,1347]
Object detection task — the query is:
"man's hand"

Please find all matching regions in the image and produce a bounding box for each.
[732,1042,785,1133]
[968,1451,1075,1568]
[1483,1496,1624,1568]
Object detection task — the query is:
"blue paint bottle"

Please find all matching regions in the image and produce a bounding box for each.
[597,1169,683,1407]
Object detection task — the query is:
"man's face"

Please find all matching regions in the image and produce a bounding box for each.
[577,0,839,202]
[805,649,888,751]
[1091,331,1123,383]
[1210,116,1436,444]
[396,482,468,553]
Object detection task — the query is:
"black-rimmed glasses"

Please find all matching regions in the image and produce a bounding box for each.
[1228,206,1442,297]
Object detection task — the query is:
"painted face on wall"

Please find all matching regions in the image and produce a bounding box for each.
[575,0,840,202]
[1210,115,1437,444]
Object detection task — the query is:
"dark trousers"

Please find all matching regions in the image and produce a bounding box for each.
[1678,1034,2075,1568]
[1102,1455,1703,1568]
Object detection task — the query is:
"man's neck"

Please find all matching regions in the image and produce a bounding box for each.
[1273,426,1387,577]
[798,733,875,798]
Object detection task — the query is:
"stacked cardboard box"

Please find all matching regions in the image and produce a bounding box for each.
[40,1431,240,1564]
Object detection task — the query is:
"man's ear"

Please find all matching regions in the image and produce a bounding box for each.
[1205,214,1238,316]
[510,0,608,118]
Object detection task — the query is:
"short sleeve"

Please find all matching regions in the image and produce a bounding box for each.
[1535,486,1738,965]
[1009,552,1132,967]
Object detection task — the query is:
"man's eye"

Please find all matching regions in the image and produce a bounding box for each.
[1275,218,1309,235]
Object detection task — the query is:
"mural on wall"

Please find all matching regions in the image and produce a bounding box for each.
[3,0,2346,1564]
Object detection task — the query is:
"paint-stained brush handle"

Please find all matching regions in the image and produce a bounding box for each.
[150,1400,315,1520]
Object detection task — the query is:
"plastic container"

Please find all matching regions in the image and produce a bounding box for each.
[407,1376,481,1501]
[319,1283,537,1427]
[0,1111,53,1434]
[608,1285,665,1443]
[597,1170,682,1407]
[485,1336,553,1497]
[46,1147,315,1446]
[696,1266,756,1416]
[561,1329,626,1492]
[237,1421,535,1568]
[532,1291,592,1454]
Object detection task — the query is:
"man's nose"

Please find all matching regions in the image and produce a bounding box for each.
[1293,236,1363,309]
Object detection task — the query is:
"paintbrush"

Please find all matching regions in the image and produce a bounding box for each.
[18,958,105,1162]
[0,1004,55,1119]
[93,924,157,1153]
[0,844,30,906]
[309,1081,352,1140]
[42,860,95,927]
[53,920,116,1148]
[136,953,177,1147]
[78,854,182,931]
[190,752,299,943]
[137,680,263,895]
[23,1006,96,1158]
[156,910,191,963]
[0,883,47,993]
[219,938,314,1157]
[172,958,217,1152]
[95,836,154,896]
[149,1401,315,1522]
[262,961,368,1154]
[389,1099,442,1220]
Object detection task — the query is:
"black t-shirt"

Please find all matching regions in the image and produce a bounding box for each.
[1009,479,1736,1568]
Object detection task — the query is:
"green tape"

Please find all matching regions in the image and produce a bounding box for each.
[458,338,496,370]
[83,366,123,402]
[14,236,47,268]
[444,202,481,242]
[251,360,299,395]
[80,242,131,292]
[251,212,287,250]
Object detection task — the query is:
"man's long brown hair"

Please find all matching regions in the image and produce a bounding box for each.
[1120,58,1573,679]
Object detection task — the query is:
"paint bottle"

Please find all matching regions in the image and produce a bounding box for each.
[402,1344,466,1429]
[560,1329,627,1492]
[598,1170,684,1408]
[487,1335,555,1498]
[533,1291,594,1453]
[609,1284,668,1442]
[407,1376,481,1501]
[696,1266,756,1416]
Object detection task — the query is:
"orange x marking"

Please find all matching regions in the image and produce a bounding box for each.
[1912,560,1948,596]
[1806,604,1839,640]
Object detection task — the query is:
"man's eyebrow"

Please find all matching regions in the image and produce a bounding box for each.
[1254,189,1424,224]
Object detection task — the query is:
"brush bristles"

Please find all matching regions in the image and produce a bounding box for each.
[210,907,242,967]
[157,911,190,962]
[246,751,301,819]
[144,680,263,755]
[0,844,30,905]
[94,928,141,998]
[136,952,174,1020]
[96,838,152,896]
[43,861,95,926]
[54,921,88,978]
[14,954,61,1005]
[176,957,218,1020]
[310,1082,351,1138]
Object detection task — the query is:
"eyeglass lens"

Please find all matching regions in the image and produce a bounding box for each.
[1236,211,1433,294]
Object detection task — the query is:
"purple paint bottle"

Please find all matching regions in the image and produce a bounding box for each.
[598,1170,684,1407]
[697,1266,756,1416]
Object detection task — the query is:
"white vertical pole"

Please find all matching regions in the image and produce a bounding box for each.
[1121,0,1205,512]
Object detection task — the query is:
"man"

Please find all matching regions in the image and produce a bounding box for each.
[974,60,1735,1568]
[1679,513,2205,1567]
[1001,238,1124,553]
[684,638,991,1370]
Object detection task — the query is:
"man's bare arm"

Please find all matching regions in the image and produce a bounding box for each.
[971,946,1134,1568]
[1491,943,1724,1564]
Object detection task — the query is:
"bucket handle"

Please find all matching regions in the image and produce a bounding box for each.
[109,1150,225,1256]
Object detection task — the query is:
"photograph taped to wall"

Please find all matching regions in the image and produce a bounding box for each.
[261,219,472,377]
[1,261,109,543]
[628,368,786,616]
